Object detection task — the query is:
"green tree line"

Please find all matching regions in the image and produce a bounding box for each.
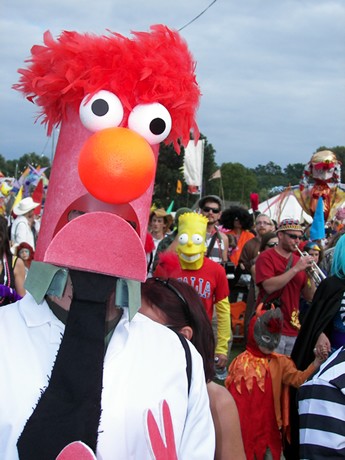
[1,141,344,210]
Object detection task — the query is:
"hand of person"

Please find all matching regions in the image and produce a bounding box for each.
[295,253,314,273]
[314,332,331,360]
[215,354,228,368]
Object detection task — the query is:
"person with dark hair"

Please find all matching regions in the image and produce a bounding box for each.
[259,231,278,253]
[286,234,345,458]
[219,206,254,267]
[198,195,229,264]
[0,215,25,305]
[140,277,246,460]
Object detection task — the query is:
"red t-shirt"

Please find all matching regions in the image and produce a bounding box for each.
[255,248,307,336]
[155,256,229,321]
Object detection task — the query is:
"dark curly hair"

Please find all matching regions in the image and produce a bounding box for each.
[219,206,253,231]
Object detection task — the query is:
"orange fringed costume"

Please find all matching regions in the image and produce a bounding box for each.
[225,310,317,460]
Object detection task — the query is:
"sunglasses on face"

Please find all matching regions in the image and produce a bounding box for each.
[285,232,302,240]
[202,206,220,214]
[266,242,278,248]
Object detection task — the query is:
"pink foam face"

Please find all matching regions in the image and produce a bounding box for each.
[36,107,158,281]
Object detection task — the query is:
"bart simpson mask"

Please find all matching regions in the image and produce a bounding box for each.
[177,213,208,270]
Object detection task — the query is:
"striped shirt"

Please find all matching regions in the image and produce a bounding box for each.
[298,346,345,459]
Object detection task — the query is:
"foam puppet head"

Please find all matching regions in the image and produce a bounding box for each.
[177,212,208,270]
[296,150,344,221]
[14,25,201,283]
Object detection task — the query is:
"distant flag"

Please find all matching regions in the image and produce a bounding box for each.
[187,185,200,195]
[32,178,44,215]
[250,193,259,212]
[11,186,23,215]
[209,169,221,181]
[166,201,174,213]
[183,140,204,195]
[176,180,182,194]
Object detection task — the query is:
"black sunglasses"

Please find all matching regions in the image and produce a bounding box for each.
[266,242,278,247]
[154,278,191,325]
[285,232,302,240]
[202,206,220,213]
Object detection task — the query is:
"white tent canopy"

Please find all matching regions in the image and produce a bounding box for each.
[252,190,313,224]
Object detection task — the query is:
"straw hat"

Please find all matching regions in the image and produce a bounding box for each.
[13,197,40,216]
[149,208,173,229]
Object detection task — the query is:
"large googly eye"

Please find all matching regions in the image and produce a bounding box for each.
[178,233,189,245]
[79,90,124,132]
[192,234,204,245]
[128,103,172,144]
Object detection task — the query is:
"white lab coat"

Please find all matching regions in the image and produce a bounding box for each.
[0,293,215,459]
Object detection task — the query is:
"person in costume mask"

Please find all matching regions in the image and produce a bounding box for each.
[0,26,215,460]
[226,306,323,460]
[155,212,231,370]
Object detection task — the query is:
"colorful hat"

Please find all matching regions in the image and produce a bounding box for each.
[304,241,321,252]
[149,208,173,229]
[277,218,303,233]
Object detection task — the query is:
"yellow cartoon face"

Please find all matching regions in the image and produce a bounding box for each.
[177,212,208,270]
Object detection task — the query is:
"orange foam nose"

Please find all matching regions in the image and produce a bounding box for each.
[78,127,156,204]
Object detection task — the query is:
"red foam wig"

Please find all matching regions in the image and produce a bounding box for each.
[14,25,201,153]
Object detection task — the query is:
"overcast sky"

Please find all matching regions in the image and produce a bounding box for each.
[1,0,344,169]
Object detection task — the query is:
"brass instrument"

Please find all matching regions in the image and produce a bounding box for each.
[295,246,326,286]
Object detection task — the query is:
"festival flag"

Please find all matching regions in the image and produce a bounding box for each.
[166,201,174,213]
[183,139,204,195]
[209,169,221,181]
[11,186,23,214]
[250,193,259,211]
[187,185,200,195]
[32,178,44,215]
[176,180,182,194]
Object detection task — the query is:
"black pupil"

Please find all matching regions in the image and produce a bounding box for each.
[150,118,166,135]
[92,99,109,116]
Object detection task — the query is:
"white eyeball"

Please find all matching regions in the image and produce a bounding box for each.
[192,234,204,245]
[178,233,189,245]
[128,103,172,144]
[79,90,124,132]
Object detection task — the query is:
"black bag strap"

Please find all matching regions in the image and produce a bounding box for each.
[174,331,192,395]
[206,228,223,259]
[206,232,218,258]
[261,253,294,305]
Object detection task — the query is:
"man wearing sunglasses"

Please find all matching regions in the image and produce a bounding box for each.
[198,195,229,265]
[255,219,316,355]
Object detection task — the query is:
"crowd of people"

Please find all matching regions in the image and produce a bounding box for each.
[2,189,345,459]
[144,195,345,459]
